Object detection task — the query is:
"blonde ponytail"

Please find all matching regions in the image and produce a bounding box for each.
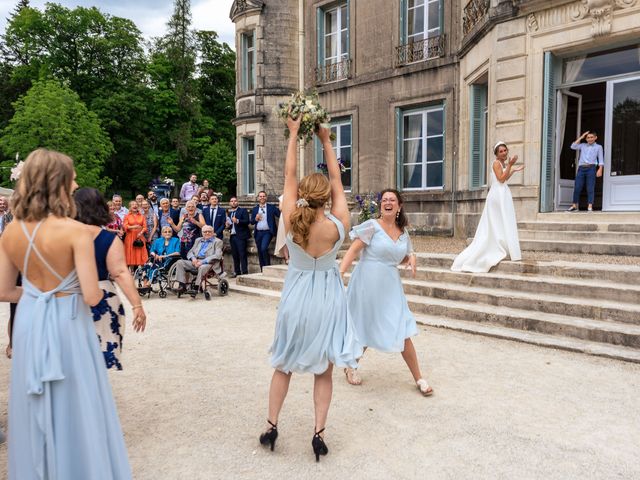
[289,173,331,249]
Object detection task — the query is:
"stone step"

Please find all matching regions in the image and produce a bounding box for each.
[518,239,640,256]
[417,314,640,364]
[518,229,640,243]
[536,212,640,222]
[517,221,640,233]
[237,274,640,347]
[228,279,640,363]
[412,253,640,284]
[260,264,640,324]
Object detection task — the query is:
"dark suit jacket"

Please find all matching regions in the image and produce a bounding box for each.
[251,203,280,237]
[227,207,250,240]
[202,205,227,239]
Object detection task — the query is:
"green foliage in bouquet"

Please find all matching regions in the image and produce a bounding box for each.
[275,91,336,145]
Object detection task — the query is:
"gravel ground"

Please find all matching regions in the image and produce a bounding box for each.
[1,294,639,479]
[411,235,640,265]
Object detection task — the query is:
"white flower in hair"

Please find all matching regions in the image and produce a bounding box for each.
[296,198,309,208]
[10,160,24,181]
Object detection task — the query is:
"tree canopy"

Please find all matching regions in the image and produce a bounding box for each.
[0,0,236,196]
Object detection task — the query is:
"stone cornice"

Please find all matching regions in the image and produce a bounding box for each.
[229,0,264,23]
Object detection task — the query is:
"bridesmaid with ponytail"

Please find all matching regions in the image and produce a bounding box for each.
[259,113,361,462]
[339,189,434,396]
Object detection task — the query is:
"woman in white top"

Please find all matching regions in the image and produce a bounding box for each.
[451,141,524,273]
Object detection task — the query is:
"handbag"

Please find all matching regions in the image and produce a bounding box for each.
[133,238,144,248]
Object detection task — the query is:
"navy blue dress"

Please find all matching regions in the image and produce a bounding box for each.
[91,229,126,370]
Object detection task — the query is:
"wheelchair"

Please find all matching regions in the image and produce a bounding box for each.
[133,256,179,298]
[175,260,229,300]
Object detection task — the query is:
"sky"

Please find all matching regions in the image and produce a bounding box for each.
[0,0,236,47]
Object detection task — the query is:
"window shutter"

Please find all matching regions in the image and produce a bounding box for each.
[396,108,403,189]
[252,30,257,89]
[399,0,407,45]
[540,52,557,212]
[317,8,325,68]
[469,84,487,189]
[346,0,351,60]
[314,136,323,170]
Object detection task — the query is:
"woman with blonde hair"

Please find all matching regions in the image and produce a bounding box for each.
[259,115,361,462]
[0,148,131,478]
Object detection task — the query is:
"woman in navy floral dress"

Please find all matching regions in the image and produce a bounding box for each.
[177,200,205,259]
[75,188,147,369]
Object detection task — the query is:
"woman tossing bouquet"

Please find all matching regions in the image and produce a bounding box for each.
[275,91,335,145]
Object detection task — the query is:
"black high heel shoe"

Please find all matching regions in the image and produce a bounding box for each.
[259,420,278,451]
[311,428,328,462]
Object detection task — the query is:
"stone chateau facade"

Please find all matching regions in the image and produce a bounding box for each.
[230,0,640,237]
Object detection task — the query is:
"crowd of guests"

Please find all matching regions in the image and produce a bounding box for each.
[105,174,283,279]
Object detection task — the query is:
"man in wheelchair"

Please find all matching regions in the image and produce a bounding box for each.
[174,225,225,296]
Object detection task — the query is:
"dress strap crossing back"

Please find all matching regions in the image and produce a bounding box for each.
[325,213,345,244]
[20,220,64,281]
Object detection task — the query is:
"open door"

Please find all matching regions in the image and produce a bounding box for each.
[603,76,640,210]
[555,90,582,210]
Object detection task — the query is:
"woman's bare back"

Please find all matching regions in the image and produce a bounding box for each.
[300,216,340,258]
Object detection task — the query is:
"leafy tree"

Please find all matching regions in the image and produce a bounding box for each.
[0,79,113,189]
[197,140,236,196]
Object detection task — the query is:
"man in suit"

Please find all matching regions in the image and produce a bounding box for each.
[157,198,181,237]
[226,196,250,277]
[251,191,280,271]
[174,225,224,292]
[202,194,226,240]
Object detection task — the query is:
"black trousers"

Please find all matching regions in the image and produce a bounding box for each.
[230,235,248,275]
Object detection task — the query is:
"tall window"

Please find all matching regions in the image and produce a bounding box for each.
[241,31,256,91]
[397,105,445,190]
[243,137,256,195]
[469,83,488,189]
[405,0,441,43]
[316,118,352,191]
[316,2,350,83]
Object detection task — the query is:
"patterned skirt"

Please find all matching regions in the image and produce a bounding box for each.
[91,280,126,370]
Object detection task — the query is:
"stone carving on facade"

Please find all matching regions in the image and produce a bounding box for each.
[229,0,264,22]
[531,0,637,37]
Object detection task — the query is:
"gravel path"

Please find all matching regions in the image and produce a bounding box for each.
[1,294,639,479]
[411,235,640,265]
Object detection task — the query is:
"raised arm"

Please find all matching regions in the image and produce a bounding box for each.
[493,155,521,183]
[317,126,349,230]
[282,114,302,232]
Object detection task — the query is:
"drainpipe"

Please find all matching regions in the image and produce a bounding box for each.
[298,0,305,179]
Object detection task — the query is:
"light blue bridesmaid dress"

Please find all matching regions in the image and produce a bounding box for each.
[346,219,418,352]
[9,221,132,480]
[270,214,362,374]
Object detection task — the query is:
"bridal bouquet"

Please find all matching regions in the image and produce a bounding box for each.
[275,91,335,145]
[355,192,381,223]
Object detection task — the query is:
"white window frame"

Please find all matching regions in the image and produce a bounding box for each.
[406,0,441,43]
[241,31,256,91]
[243,137,256,195]
[399,104,445,191]
[323,3,349,66]
[315,117,353,192]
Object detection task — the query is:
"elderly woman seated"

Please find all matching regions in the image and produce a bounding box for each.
[175,225,225,293]
[141,226,181,288]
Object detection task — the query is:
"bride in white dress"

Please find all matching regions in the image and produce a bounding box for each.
[451,141,524,273]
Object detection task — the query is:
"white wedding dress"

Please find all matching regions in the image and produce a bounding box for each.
[451,161,521,273]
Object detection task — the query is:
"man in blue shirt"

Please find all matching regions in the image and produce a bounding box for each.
[173,226,224,292]
[568,130,604,212]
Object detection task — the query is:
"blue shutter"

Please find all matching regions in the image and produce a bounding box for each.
[314,136,323,171]
[396,108,403,190]
[317,8,324,69]
[241,34,247,91]
[252,30,257,89]
[346,0,350,60]
[469,84,487,189]
[399,0,407,45]
[540,52,558,212]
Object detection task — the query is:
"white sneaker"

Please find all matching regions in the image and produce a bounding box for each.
[587,207,593,212]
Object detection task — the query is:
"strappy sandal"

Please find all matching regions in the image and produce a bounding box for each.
[416,378,434,397]
[344,367,362,386]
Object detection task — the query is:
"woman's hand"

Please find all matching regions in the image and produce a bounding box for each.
[404,254,417,278]
[287,111,301,136]
[508,154,519,166]
[512,165,525,172]
[316,125,331,144]
[132,306,146,333]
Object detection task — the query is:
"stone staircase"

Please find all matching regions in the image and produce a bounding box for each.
[514,213,640,256]
[230,252,640,363]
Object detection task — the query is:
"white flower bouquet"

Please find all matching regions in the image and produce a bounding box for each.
[10,160,24,182]
[275,91,335,145]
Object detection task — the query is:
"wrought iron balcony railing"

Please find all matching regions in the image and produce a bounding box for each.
[463,0,490,35]
[315,58,352,84]
[395,34,445,67]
